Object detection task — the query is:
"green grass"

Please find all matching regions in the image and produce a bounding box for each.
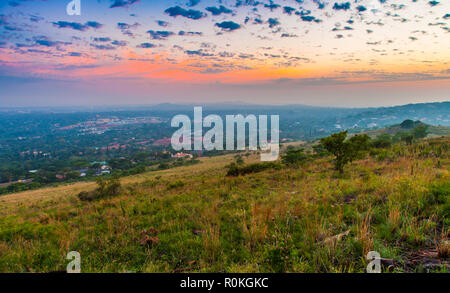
[0,137,448,273]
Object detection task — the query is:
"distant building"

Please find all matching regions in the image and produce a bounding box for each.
[172,152,194,159]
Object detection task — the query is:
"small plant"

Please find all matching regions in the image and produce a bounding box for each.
[167,180,185,189]
[78,176,121,201]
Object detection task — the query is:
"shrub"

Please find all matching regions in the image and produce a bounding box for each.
[226,162,283,177]
[372,134,392,148]
[282,148,307,166]
[78,177,121,201]
[167,180,185,189]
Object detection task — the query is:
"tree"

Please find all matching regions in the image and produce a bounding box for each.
[320,131,371,173]
[412,124,428,139]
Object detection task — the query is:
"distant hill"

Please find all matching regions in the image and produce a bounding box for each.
[339,102,450,130]
[362,120,450,138]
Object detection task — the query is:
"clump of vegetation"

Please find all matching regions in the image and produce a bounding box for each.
[372,134,393,149]
[282,147,307,166]
[78,177,121,201]
[226,162,282,176]
[167,180,185,189]
[320,131,371,173]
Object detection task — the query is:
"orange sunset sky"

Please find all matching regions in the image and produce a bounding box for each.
[0,0,449,106]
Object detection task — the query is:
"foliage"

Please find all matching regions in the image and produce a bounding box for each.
[412,125,428,139]
[320,131,371,173]
[371,134,392,148]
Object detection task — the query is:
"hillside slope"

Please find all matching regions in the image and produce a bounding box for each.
[0,138,448,273]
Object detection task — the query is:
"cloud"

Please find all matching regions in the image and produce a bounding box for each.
[314,0,326,9]
[215,21,241,31]
[300,16,321,23]
[268,18,280,28]
[29,15,44,23]
[117,22,139,37]
[86,21,103,29]
[357,5,367,12]
[110,0,139,9]
[264,1,281,11]
[164,6,206,20]
[35,39,57,47]
[147,30,175,40]
[428,1,439,6]
[157,20,169,27]
[90,44,116,50]
[333,2,351,11]
[111,40,127,46]
[283,6,296,15]
[206,5,233,16]
[187,0,201,7]
[137,43,155,48]
[178,31,203,36]
[93,37,111,42]
[117,22,139,30]
[185,49,213,57]
[52,21,103,31]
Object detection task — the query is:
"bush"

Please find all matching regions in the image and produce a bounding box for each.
[282,148,307,166]
[167,180,185,189]
[78,177,121,201]
[372,134,392,149]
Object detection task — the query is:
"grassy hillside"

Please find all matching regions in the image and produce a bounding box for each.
[0,137,448,273]
[362,122,450,138]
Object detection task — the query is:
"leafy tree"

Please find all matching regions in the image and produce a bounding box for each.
[412,124,428,139]
[320,131,371,173]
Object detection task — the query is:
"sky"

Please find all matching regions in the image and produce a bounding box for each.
[0,0,449,107]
